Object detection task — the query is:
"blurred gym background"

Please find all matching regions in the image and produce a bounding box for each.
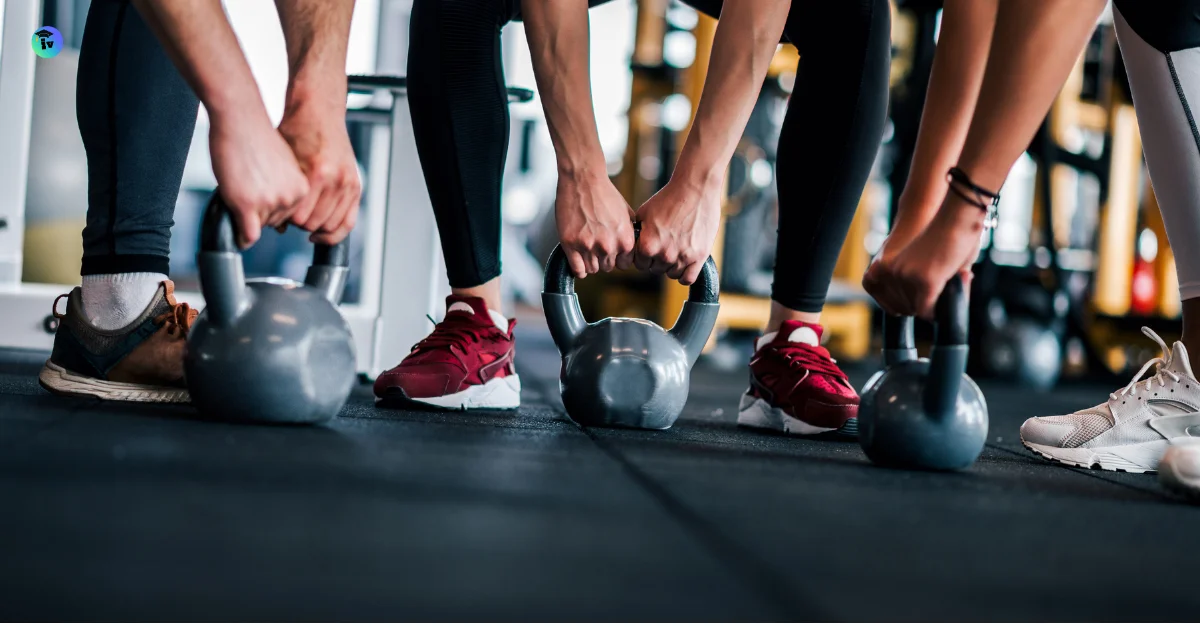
[19,0,1173,390]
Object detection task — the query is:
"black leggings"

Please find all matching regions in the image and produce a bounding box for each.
[409,0,891,312]
[77,0,199,276]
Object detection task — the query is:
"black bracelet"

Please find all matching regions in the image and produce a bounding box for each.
[947,167,1000,228]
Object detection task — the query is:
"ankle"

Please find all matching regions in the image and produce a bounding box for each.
[451,282,503,314]
[766,301,821,334]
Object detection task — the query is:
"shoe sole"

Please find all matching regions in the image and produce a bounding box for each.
[38,360,190,404]
[1020,438,1165,473]
[379,375,521,411]
[736,392,854,437]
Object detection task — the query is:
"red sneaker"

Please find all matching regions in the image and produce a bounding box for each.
[736,321,859,436]
[374,296,521,410]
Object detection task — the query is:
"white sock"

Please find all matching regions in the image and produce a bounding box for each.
[446,301,510,332]
[755,326,820,351]
[81,272,168,330]
[486,309,510,331]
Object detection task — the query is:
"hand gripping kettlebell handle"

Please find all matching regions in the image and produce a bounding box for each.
[925,274,970,420]
[199,193,353,326]
[540,244,720,364]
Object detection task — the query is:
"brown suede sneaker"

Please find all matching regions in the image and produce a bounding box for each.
[39,280,196,403]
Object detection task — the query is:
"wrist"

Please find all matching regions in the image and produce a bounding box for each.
[672,155,724,193]
[208,98,274,134]
[557,154,609,183]
[284,73,348,120]
[935,193,988,234]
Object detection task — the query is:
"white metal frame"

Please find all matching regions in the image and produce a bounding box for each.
[0,0,36,284]
[0,2,445,379]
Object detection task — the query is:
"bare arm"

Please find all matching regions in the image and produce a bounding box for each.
[521,1,607,177]
[274,0,361,245]
[275,0,355,117]
[890,0,998,242]
[673,1,790,189]
[631,1,789,284]
[866,0,1107,319]
[132,0,310,247]
[953,0,1106,192]
[523,1,636,278]
[131,0,270,125]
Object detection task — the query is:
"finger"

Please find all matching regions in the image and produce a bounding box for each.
[265,204,291,232]
[566,249,588,279]
[313,189,355,244]
[633,241,654,271]
[615,249,635,271]
[666,259,687,281]
[681,259,706,286]
[585,253,600,275]
[289,187,318,230]
[598,250,615,274]
[917,292,938,322]
[304,182,339,234]
[315,184,348,235]
[236,211,262,250]
[648,253,673,276]
[958,267,974,293]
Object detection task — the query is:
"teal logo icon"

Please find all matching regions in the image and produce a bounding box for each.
[32,26,63,58]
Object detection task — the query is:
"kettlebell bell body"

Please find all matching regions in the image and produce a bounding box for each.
[185,196,356,425]
[858,277,989,471]
[542,245,720,430]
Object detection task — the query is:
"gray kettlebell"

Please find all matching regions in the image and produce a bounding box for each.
[542,245,720,430]
[858,276,989,471]
[184,194,357,425]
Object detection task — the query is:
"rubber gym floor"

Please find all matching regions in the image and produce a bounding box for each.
[1,310,1197,622]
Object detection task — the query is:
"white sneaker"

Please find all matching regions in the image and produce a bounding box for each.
[1160,439,1200,500]
[1020,327,1200,473]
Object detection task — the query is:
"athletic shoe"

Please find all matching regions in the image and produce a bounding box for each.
[1160,439,1200,501]
[737,320,859,436]
[39,281,195,403]
[1021,327,1200,472]
[373,295,521,410]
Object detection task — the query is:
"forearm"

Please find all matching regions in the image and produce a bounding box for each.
[895,0,998,228]
[131,0,269,126]
[523,1,606,176]
[955,0,1106,193]
[275,0,355,115]
[674,1,789,189]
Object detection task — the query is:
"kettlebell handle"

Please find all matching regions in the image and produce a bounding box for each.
[925,274,970,420]
[198,194,351,327]
[541,243,720,364]
[882,315,917,367]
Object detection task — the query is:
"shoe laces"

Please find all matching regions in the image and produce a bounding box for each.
[154,282,196,336]
[1110,327,1181,401]
[154,301,197,337]
[772,343,847,381]
[411,312,498,356]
